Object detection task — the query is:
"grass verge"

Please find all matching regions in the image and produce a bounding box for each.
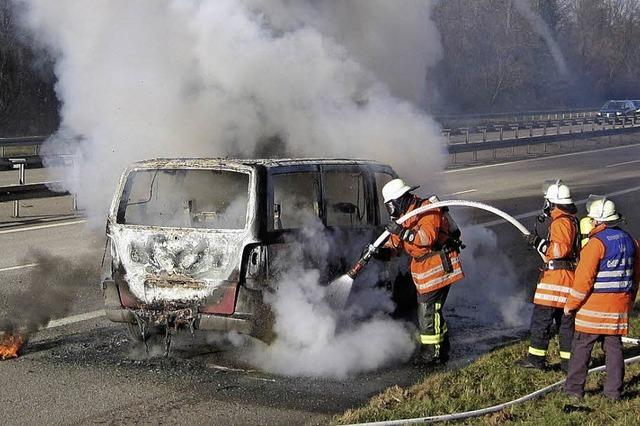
[336,312,640,425]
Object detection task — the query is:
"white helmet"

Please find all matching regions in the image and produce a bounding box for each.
[586,195,620,222]
[382,178,419,203]
[543,179,573,205]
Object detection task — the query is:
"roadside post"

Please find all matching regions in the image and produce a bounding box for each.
[10,158,27,218]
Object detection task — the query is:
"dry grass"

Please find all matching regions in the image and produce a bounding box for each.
[336,309,640,425]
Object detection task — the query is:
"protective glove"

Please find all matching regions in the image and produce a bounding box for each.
[447,238,466,252]
[386,221,415,243]
[525,233,548,255]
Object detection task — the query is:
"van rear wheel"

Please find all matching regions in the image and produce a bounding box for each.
[125,323,166,342]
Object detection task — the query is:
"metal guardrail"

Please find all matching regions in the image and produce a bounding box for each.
[0,182,69,202]
[0,110,637,211]
[442,114,640,145]
[0,136,79,217]
[435,107,597,126]
[0,156,75,217]
[0,135,47,144]
[0,135,47,158]
[448,125,640,163]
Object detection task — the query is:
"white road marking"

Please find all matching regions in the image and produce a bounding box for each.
[605,159,640,168]
[444,142,640,173]
[0,263,39,273]
[246,376,277,383]
[448,189,477,196]
[207,364,257,373]
[45,310,105,329]
[0,219,87,235]
[476,184,640,228]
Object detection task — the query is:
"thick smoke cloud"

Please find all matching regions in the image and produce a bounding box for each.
[450,225,531,328]
[9,0,530,377]
[0,251,99,334]
[12,0,444,221]
[246,219,415,378]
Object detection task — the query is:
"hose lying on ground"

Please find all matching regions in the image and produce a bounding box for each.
[347,339,640,426]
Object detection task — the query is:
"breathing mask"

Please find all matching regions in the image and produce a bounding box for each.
[385,194,412,219]
[537,199,553,223]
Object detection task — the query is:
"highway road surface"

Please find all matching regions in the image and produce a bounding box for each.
[1,142,640,425]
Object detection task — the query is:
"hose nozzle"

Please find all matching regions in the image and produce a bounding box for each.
[347,245,375,279]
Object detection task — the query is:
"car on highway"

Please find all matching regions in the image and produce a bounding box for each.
[102,158,411,342]
[632,100,640,114]
[597,100,636,118]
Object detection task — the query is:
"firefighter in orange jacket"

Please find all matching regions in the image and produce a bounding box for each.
[564,196,640,400]
[518,180,579,372]
[381,179,464,365]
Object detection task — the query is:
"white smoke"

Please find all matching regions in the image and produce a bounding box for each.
[246,219,415,378]
[513,0,570,78]
[11,0,536,378]
[12,0,444,221]
[451,225,531,328]
[251,268,415,378]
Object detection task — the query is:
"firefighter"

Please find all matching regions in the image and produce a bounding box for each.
[517,180,580,372]
[564,196,640,400]
[380,178,464,365]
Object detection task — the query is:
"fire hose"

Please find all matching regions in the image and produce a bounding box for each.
[346,200,532,279]
[338,201,640,424]
[327,199,541,307]
[347,338,640,425]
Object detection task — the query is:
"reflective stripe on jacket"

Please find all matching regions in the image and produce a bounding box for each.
[592,228,636,293]
[566,224,640,335]
[533,209,578,308]
[387,197,464,295]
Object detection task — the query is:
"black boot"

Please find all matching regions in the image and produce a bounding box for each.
[516,355,547,370]
[412,345,445,366]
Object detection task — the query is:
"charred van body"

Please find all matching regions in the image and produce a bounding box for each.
[102,158,411,342]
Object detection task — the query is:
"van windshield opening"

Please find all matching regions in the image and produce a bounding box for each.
[117,169,249,229]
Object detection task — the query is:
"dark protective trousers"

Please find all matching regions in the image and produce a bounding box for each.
[528,304,575,360]
[565,332,624,399]
[417,286,450,360]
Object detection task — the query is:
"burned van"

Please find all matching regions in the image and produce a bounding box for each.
[102,158,406,341]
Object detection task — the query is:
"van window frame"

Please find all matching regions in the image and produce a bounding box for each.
[372,169,397,225]
[114,166,255,233]
[319,164,376,229]
[266,165,323,233]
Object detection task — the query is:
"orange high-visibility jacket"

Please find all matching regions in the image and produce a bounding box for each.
[565,224,640,335]
[533,208,579,308]
[386,197,464,295]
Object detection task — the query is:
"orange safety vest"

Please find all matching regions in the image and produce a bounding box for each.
[533,209,579,308]
[566,224,640,335]
[387,197,464,295]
